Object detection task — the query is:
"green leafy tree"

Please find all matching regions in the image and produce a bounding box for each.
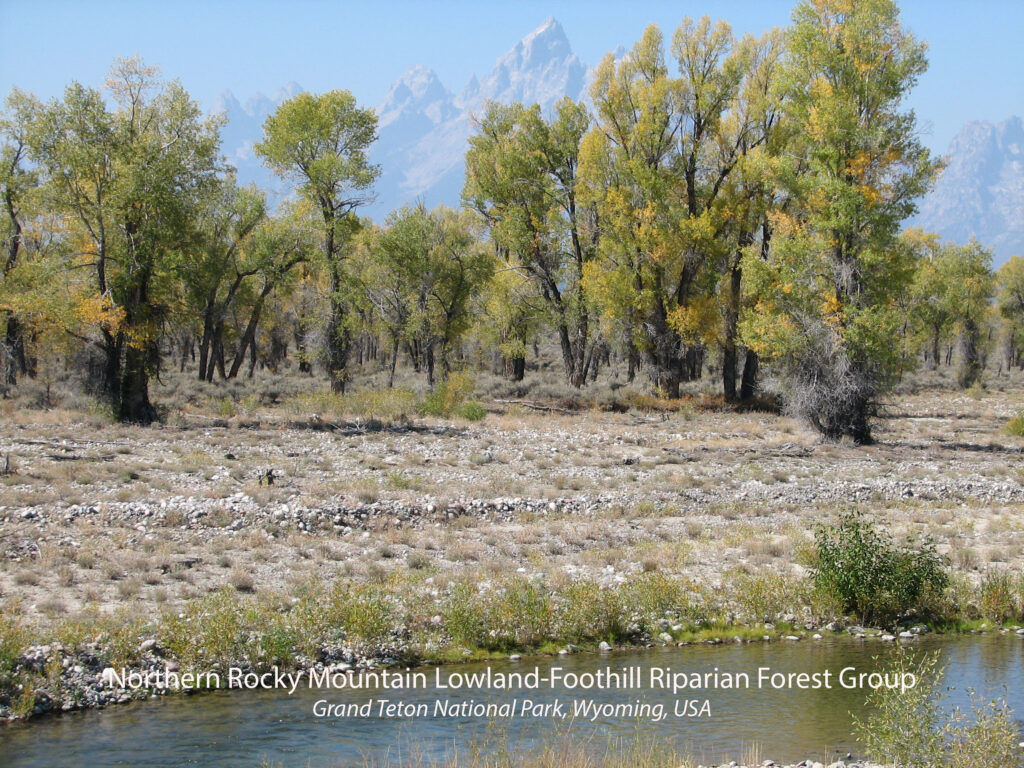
[740,0,939,442]
[0,88,41,385]
[996,255,1024,370]
[581,19,780,398]
[905,229,952,369]
[223,203,315,379]
[255,90,378,392]
[464,98,597,388]
[182,176,266,381]
[373,204,493,386]
[29,57,221,422]
[936,240,995,388]
[476,265,543,382]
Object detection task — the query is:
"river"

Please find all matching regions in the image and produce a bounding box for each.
[3,633,1022,767]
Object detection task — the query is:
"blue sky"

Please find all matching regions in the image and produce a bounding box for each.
[1,0,1022,152]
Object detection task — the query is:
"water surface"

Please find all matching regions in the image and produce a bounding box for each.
[3,634,1022,767]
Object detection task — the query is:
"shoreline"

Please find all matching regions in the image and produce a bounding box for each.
[4,606,1022,723]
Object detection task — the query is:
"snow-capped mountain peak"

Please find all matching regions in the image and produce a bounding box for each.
[912,116,1024,266]
[377,65,454,129]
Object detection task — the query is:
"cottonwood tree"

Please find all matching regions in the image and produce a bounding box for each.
[464,99,597,388]
[371,204,493,386]
[580,19,779,398]
[255,90,378,393]
[935,241,995,388]
[476,265,543,382]
[905,230,952,369]
[997,255,1024,370]
[224,204,315,379]
[0,89,41,385]
[183,176,266,381]
[30,58,221,422]
[740,0,939,442]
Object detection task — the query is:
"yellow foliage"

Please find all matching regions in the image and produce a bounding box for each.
[668,296,721,345]
[820,293,844,328]
[74,295,125,334]
[858,184,881,207]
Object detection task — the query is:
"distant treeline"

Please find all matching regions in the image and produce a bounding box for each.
[1,0,1023,441]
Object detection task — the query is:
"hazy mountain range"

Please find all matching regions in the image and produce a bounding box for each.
[211,18,1023,267]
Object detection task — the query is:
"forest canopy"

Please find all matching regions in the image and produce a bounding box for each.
[1,0,1021,442]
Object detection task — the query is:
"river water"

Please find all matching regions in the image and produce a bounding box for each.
[3,634,1022,767]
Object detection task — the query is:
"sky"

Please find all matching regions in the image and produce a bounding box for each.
[2,0,1022,152]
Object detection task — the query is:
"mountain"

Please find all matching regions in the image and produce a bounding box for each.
[912,116,1024,267]
[212,81,303,200]
[365,16,589,220]
[212,18,591,219]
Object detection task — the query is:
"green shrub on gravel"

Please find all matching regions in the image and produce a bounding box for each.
[453,401,487,421]
[977,570,1023,623]
[420,372,476,418]
[0,611,32,676]
[1006,411,1024,437]
[812,512,948,626]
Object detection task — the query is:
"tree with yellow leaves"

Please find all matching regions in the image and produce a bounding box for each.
[580,19,782,398]
[29,58,222,422]
[740,0,940,442]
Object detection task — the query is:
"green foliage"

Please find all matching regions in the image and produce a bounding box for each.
[853,651,948,767]
[255,90,377,218]
[364,204,494,385]
[553,580,627,644]
[420,371,476,417]
[855,651,1024,768]
[997,256,1024,368]
[444,578,552,652]
[24,58,223,421]
[0,609,32,676]
[977,570,1023,623]
[581,19,782,396]
[255,89,379,392]
[452,401,486,421]
[1006,411,1024,437]
[811,512,948,626]
[728,571,808,625]
[741,0,941,442]
[464,98,597,388]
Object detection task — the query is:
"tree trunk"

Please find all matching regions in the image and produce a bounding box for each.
[957,319,982,389]
[3,315,30,385]
[120,344,156,424]
[228,284,271,379]
[723,260,743,403]
[388,337,399,388]
[505,355,525,381]
[740,349,759,401]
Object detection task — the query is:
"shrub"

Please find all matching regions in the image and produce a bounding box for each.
[1006,411,1024,437]
[978,570,1021,623]
[729,571,807,625]
[554,580,626,644]
[421,372,476,418]
[853,651,948,767]
[0,611,31,676]
[453,400,487,421]
[855,651,1024,768]
[811,512,948,626]
[443,578,552,652]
